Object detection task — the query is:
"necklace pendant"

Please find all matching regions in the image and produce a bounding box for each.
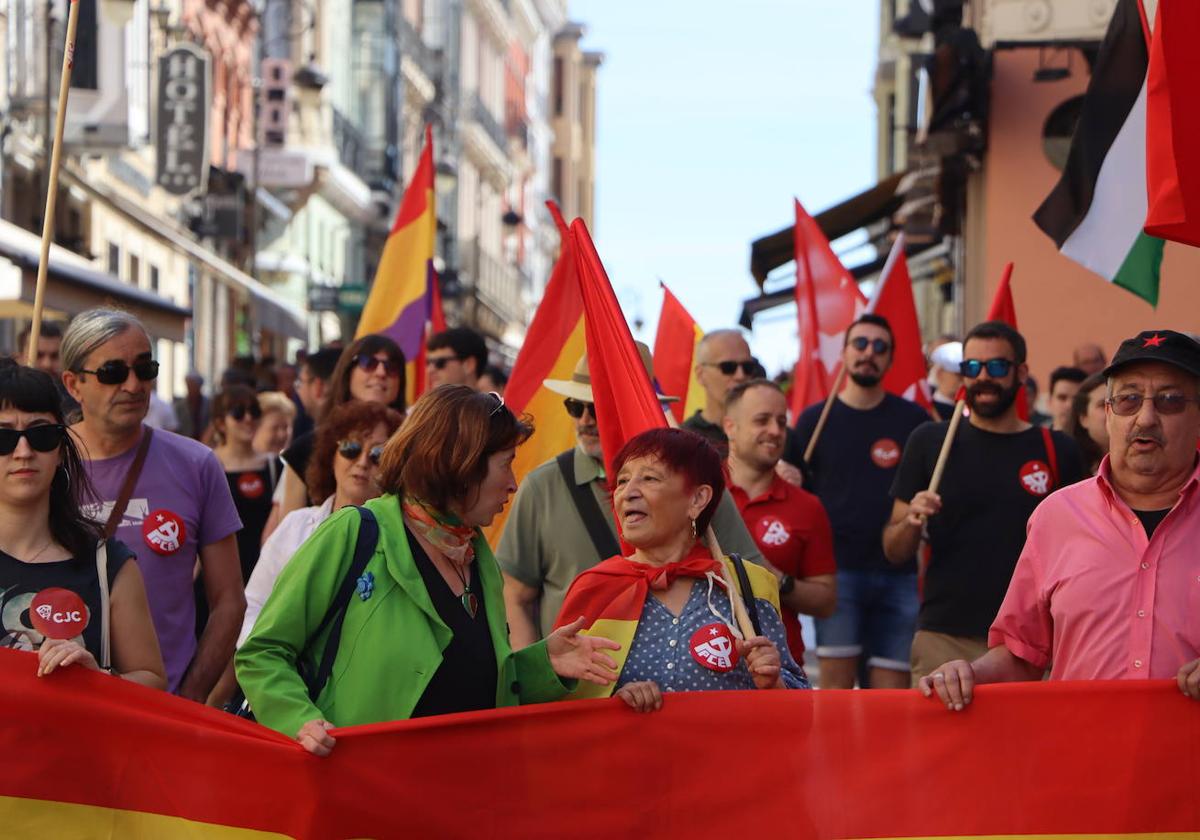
[461,590,479,619]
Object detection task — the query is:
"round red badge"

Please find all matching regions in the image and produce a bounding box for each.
[143,509,186,555]
[689,623,740,673]
[237,473,265,499]
[1019,460,1053,497]
[29,588,89,639]
[870,438,901,468]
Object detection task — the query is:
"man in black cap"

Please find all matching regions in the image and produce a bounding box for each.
[920,329,1200,709]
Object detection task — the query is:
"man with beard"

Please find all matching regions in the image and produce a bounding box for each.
[794,314,932,688]
[885,320,1085,682]
[499,344,766,648]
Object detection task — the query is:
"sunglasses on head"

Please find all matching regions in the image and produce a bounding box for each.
[0,424,66,456]
[354,354,401,376]
[77,358,159,386]
[849,336,891,355]
[706,360,763,377]
[1107,392,1200,417]
[564,398,597,421]
[337,440,385,465]
[960,358,1014,378]
[228,403,262,422]
[426,355,465,371]
[485,391,507,417]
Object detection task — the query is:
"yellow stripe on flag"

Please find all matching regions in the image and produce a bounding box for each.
[0,795,290,839]
[682,322,706,421]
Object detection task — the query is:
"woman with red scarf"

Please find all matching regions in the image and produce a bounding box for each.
[237,386,620,755]
[555,428,809,712]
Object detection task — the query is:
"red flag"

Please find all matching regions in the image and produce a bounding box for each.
[984,262,1030,420]
[792,198,867,415]
[653,284,705,424]
[867,239,934,413]
[570,218,666,482]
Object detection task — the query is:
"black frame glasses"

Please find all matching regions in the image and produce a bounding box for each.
[337,440,385,465]
[849,336,892,355]
[426,355,466,371]
[563,398,597,421]
[705,359,764,377]
[354,354,402,376]
[1106,393,1200,417]
[76,358,159,385]
[228,403,263,422]
[0,424,66,456]
[960,358,1014,378]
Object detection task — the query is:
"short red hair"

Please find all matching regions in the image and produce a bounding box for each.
[610,428,725,534]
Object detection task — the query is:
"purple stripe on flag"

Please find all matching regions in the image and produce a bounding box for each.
[380,294,428,361]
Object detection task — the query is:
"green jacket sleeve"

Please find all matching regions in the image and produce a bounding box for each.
[235,507,360,738]
[511,639,573,704]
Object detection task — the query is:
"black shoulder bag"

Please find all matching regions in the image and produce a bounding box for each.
[555,450,621,561]
[727,553,763,637]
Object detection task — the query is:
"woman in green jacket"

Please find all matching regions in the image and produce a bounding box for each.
[236,386,620,755]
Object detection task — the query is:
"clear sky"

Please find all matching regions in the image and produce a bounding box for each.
[566,0,881,375]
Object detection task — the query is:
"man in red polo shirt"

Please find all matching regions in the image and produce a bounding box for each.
[723,379,836,664]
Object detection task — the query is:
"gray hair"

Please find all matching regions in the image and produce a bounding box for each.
[696,328,750,362]
[61,308,149,374]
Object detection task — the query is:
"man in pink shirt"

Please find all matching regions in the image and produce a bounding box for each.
[920,329,1200,709]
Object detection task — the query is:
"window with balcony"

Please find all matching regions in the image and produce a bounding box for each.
[553,57,564,116]
[71,0,99,91]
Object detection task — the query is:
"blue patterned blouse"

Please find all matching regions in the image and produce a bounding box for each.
[615,579,810,692]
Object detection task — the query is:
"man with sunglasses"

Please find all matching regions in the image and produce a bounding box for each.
[793,314,934,689]
[920,329,1200,709]
[683,330,764,453]
[498,344,766,649]
[61,309,245,702]
[885,321,1085,683]
[426,327,489,390]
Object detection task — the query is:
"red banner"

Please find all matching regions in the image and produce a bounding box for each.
[0,649,1197,838]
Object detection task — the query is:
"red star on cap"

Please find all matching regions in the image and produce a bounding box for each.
[1143,333,1166,348]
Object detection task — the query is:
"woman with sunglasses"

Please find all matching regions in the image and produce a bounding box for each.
[238,401,401,646]
[238,386,619,754]
[272,335,406,529]
[0,361,165,688]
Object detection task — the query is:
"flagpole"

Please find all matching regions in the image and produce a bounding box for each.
[801,234,906,466]
[27,0,81,367]
[927,398,966,496]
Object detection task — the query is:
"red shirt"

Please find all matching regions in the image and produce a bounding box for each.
[729,475,836,660]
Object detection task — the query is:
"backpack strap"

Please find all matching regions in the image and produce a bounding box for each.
[727,553,763,638]
[555,450,621,561]
[95,539,111,670]
[304,506,379,702]
[1039,426,1060,489]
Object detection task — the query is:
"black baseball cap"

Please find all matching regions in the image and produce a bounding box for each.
[1102,330,1200,379]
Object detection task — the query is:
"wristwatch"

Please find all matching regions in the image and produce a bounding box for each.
[779,574,796,595]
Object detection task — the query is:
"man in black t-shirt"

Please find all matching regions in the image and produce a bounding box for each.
[885,321,1085,682]
[795,314,932,689]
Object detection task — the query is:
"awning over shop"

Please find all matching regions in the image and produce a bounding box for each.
[748,172,909,286]
[0,219,191,342]
[61,165,309,341]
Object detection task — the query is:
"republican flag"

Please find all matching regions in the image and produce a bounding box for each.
[1033,0,1163,306]
[483,202,585,544]
[570,218,666,482]
[653,283,705,424]
[792,197,867,415]
[1145,0,1200,248]
[356,125,438,403]
[867,236,934,414]
[985,262,1030,421]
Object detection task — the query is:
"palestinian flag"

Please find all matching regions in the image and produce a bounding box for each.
[1033,0,1163,305]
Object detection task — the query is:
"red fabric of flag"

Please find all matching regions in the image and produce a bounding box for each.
[654,284,700,424]
[1145,0,1200,247]
[984,262,1029,421]
[870,250,934,413]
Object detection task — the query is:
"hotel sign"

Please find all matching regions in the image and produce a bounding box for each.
[156,44,211,196]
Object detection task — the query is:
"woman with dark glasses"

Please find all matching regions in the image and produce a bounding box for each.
[274,335,406,528]
[0,361,165,689]
[239,386,618,754]
[238,401,401,648]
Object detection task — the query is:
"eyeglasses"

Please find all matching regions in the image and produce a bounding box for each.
[337,440,385,465]
[563,398,598,421]
[354,355,402,376]
[426,355,465,371]
[849,336,891,355]
[486,391,507,417]
[1106,392,1200,416]
[228,403,262,422]
[960,358,1014,378]
[704,360,764,377]
[76,358,159,386]
[0,424,66,456]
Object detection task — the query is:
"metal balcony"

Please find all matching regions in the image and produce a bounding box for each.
[469,93,508,155]
[399,17,438,82]
[332,106,365,175]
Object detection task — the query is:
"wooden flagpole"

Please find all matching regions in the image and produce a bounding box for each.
[26,0,82,367]
[801,234,907,465]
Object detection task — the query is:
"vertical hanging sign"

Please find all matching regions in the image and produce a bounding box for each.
[156,43,211,196]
